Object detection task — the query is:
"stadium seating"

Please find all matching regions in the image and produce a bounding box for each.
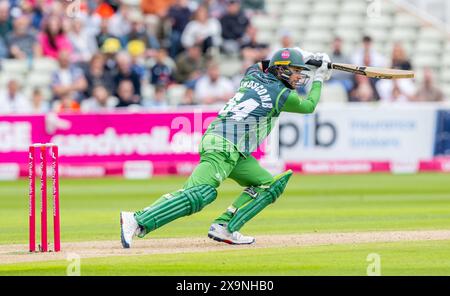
[141,83,155,102]
[167,84,187,106]
[320,83,349,103]
[1,59,28,74]
[0,0,449,106]
[0,73,25,86]
[32,58,59,73]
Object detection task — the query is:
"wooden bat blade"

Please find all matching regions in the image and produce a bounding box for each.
[331,63,415,79]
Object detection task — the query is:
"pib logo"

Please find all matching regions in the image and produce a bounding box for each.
[280,114,338,149]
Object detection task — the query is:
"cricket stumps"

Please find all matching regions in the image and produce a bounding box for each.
[29,143,60,252]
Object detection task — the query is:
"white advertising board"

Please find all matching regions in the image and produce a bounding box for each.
[279,104,437,162]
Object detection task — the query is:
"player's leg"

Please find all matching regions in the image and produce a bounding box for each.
[141,152,227,209]
[215,155,274,224]
[208,155,293,244]
[121,135,240,248]
[133,152,235,233]
[121,155,227,248]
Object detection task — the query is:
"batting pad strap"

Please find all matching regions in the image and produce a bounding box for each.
[227,170,293,233]
[243,187,258,198]
[227,206,237,215]
[135,185,217,235]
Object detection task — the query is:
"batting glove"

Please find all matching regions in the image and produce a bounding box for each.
[313,53,332,83]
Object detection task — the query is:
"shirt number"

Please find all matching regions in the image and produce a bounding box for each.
[219,93,259,121]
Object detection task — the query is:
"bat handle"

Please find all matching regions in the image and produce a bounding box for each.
[306,59,332,69]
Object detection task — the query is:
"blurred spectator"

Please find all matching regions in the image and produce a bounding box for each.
[53,91,81,113]
[242,0,265,12]
[61,16,73,37]
[47,0,64,16]
[84,53,114,97]
[105,0,120,11]
[94,0,115,19]
[174,44,206,83]
[0,35,7,58]
[129,53,147,82]
[38,15,73,59]
[27,0,47,30]
[194,61,234,105]
[108,3,131,37]
[329,37,353,92]
[349,75,380,102]
[113,51,141,96]
[240,25,268,63]
[0,79,31,113]
[68,17,98,64]
[141,0,175,16]
[377,79,416,103]
[204,0,228,19]
[59,0,89,17]
[145,84,169,108]
[0,0,12,39]
[30,88,50,113]
[51,50,88,102]
[116,79,141,107]
[123,11,160,60]
[414,68,444,102]
[96,18,118,49]
[220,0,249,55]
[376,43,415,103]
[350,36,385,102]
[150,48,175,87]
[391,42,412,70]
[83,3,102,37]
[181,5,222,55]
[351,35,386,67]
[178,86,196,106]
[100,37,121,72]
[81,84,118,111]
[268,29,294,58]
[167,0,192,58]
[6,14,40,59]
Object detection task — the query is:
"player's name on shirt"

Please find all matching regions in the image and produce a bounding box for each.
[239,80,273,108]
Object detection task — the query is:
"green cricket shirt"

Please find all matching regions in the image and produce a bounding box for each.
[204,64,322,156]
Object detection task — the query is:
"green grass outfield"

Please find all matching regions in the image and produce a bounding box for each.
[1,173,450,275]
[1,240,450,275]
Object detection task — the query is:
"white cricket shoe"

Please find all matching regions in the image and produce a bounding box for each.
[120,212,140,248]
[208,223,255,245]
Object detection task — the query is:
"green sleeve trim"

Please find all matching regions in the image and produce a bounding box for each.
[275,88,289,113]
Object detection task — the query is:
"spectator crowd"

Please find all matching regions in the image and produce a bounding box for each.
[0,0,445,114]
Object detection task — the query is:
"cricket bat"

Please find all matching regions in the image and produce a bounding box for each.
[305,59,415,79]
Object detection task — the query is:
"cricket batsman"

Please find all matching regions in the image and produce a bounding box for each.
[120,47,332,247]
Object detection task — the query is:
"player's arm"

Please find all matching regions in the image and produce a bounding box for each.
[281,53,332,114]
[281,82,322,114]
